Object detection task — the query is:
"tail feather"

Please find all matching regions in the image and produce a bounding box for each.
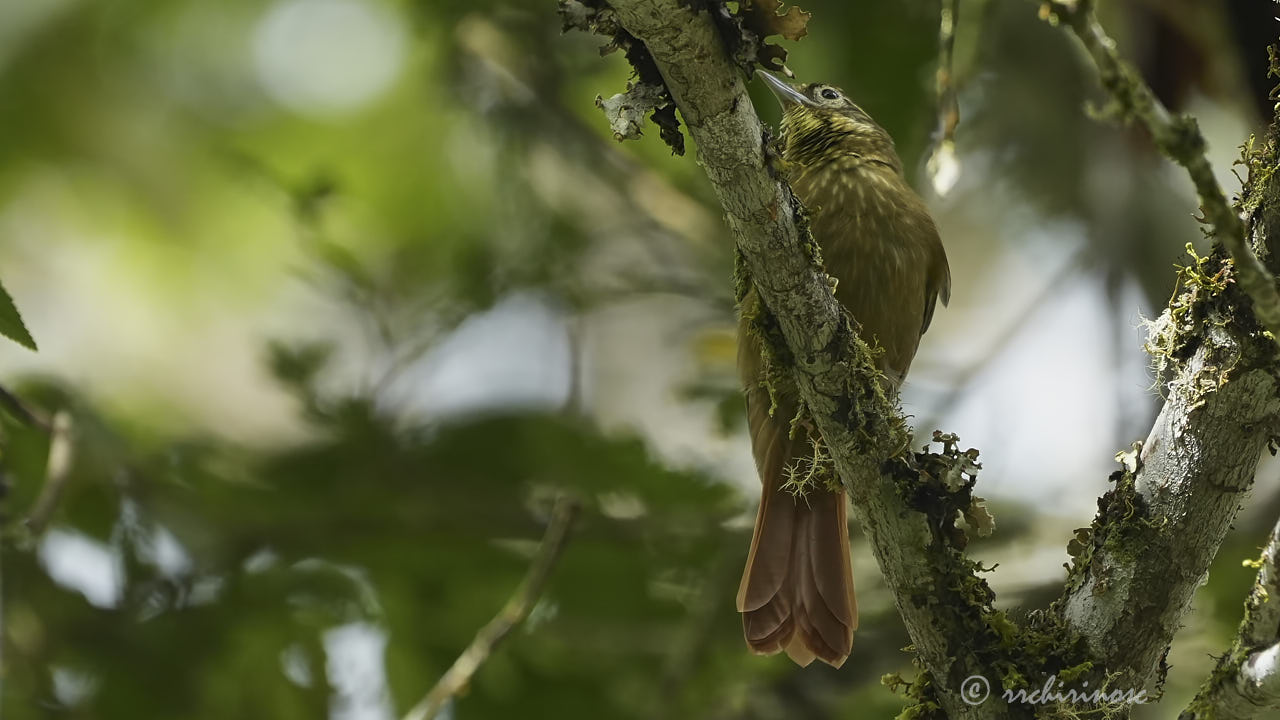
[736,419,797,612]
[736,386,857,668]
[807,491,858,629]
[784,634,818,668]
[794,492,855,668]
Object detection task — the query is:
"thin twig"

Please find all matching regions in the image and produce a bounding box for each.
[927,0,962,196]
[1043,0,1280,347]
[23,411,73,537]
[402,496,580,720]
[0,383,50,433]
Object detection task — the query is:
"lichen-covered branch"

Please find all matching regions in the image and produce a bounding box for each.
[1181,516,1280,719]
[1042,0,1280,345]
[563,1,1007,717]
[1056,330,1280,690]
[1045,5,1280,692]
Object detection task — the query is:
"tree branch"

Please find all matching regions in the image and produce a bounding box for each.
[1182,515,1280,719]
[23,410,74,538]
[1042,0,1280,344]
[0,382,51,432]
[568,2,1009,717]
[1040,0,1280,694]
[1054,336,1280,690]
[403,496,579,720]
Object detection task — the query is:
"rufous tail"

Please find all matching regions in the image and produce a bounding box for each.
[736,406,857,668]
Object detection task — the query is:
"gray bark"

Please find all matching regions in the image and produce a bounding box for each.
[1060,325,1280,687]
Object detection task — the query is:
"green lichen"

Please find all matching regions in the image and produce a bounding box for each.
[1183,632,1250,719]
[879,431,1129,716]
[887,436,1075,715]
[781,434,839,497]
[1237,52,1280,281]
[791,187,825,269]
[1234,47,1280,225]
[1142,97,1280,397]
[1060,455,1155,597]
[1236,134,1274,214]
[883,663,946,720]
[1143,243,1240,397]
[732,247,752,304]
[735,260,794,419]
[889,431,986,551]
[885,431,1117,713]
[826,320,904,458]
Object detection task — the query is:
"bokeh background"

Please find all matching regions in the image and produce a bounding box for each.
[0,0,1277,717]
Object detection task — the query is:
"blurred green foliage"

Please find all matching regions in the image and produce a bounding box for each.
[0,0,1273,718]
[0,380,751,719]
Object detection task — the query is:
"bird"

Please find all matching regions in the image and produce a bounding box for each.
[736,73,951,668]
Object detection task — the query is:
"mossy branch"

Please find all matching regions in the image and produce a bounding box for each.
[1181,516,1280,719]
[1039,0,1280,698]
[1042,0,1280,347]
[1049,192,1280,707]
[565,2,1011,717]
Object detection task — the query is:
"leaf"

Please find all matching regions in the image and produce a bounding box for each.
[742,0,811,42]
[1066,527,1093,559]
[0,276,37,351]
[737,0,812,72]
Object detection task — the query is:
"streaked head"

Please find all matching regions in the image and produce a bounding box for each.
[759,73,898,170]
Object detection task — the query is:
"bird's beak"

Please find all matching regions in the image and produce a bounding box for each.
[759,72,811,109]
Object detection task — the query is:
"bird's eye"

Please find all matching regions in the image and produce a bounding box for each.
[820,88,840,101]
